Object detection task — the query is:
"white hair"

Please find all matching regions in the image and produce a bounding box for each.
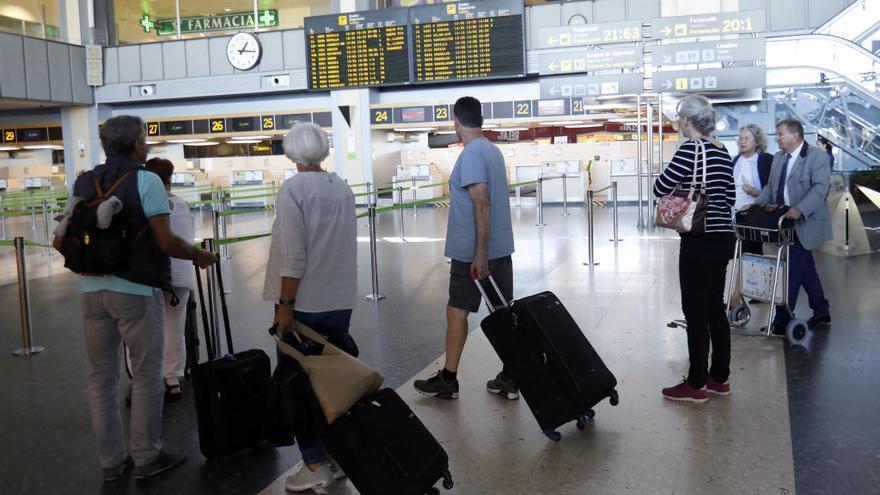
[676,95,717,136]
[282,123,329,167]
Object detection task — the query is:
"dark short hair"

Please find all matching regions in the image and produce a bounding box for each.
[817,135,833,150]
[100,115,146,157]
[453,96,483,129]
[145,157,174,186]
[776,119,804,139]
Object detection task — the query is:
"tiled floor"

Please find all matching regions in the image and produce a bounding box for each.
[0,205,877,494]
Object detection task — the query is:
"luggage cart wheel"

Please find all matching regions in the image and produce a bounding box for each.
[544,429,562,442]
[427,488,440,495]
[728,303,750,328]
[786,319,810,344]
[609,390,620,406]
[583,408,596,419]
[442,471,454,490]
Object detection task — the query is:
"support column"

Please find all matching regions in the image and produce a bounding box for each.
[61,106,100,190]
[330,88,375,188]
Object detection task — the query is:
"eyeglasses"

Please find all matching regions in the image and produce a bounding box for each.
[775,133,792,139]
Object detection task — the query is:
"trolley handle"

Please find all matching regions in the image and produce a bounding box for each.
[471,271,510,313]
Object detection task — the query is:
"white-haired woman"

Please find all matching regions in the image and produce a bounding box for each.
[653,95,736,403]
[263,123,356,492]
[732,124,774,255]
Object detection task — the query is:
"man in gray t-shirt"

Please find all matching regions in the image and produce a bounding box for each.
[414,97,518,401]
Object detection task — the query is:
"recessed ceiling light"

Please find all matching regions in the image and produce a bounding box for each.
[434,130,458,135]
[228,135,272,140]
[227,140,262,144]
[166,138,206,144]
[538,120,584,126]
[393,127,435,132]
[22,144,63,150]
[183,141,218,146]
[0,145,20,151]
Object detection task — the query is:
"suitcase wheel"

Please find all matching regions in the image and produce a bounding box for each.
[427,488,440,495]
[576,409,595,430]
[442,470,454,490]
[543,429,562,442]
[609,389,620,406]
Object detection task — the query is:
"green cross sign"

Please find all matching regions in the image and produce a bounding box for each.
[139,14,155,33]
[259,10,276,26]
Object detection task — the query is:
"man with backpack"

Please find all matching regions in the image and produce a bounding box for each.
[53,115,217,482]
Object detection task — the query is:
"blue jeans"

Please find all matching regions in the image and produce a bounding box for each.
[290,308,354,465]
[774,236,830,326]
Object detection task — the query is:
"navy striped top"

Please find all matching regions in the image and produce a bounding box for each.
[653,138,736,233]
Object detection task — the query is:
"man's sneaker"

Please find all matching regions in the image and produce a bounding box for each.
[486,372,520,400]
[705,376,731,396]
[762,324,787,336]
[133,450,186,480]
[103,455,134,482]
[662,379,708,403]
[414,371,459,399]
[328,459,346,480]
[807,315,831,327]
[285,461,335,492]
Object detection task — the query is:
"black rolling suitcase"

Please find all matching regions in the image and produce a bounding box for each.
[475,275,619,441]
[191,254,271,459]
[323,388,454,495]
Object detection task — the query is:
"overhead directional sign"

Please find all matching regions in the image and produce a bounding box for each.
[538,46,642,75]
[651,10,766,39]
[536,21,643,49]
[540,73,644,99]
[652,37,765,66]
[654,66,765,92]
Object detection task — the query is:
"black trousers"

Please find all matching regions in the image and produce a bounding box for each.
[679,233,735,389]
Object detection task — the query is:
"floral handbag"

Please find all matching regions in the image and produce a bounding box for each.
[655,140,709,234]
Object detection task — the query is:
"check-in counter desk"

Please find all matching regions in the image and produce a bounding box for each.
[513,161,583,205]
[229,170,271,208]
[392,165,443,204]
[821,169,880,257]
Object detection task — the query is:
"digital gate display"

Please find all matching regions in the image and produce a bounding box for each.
[410,0,524,84]
[305,9,411,90]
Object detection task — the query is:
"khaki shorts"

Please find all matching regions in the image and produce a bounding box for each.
[448,256,513,313]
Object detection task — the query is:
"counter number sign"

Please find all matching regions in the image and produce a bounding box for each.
[3,130,16,142]
[210,118,226,133]
[261,116,275,131]
[371,108,391,124]
[147,123,159,136]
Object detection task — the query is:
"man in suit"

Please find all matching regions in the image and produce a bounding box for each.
[754,119,832,334]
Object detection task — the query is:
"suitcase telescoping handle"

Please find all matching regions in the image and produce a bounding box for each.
[471,271,510,313]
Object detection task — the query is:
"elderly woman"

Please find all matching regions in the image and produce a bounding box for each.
[263,123,356,492]
[653,95,736,403]
[145,157,195,398]
[732,124,774,255]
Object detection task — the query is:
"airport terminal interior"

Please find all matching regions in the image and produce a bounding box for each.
[2,0,880,493]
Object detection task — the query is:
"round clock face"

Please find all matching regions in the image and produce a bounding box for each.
[226,32,262,71]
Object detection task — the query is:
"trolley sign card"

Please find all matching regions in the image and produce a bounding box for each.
[740,254,785,304]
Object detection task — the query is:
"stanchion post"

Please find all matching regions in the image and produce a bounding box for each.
[364,206,386,301]
[609,181,622,242]
[41,199,51,256]
[1,196,7,240]
[30,197,37,231]
[647,101,655,227]
[583,190,599,267]
[219,190,230,260]
[12,237,45,356]
[636,94,645,230]
[561,173,570,216]
[204,238,221,355]
[397,185,405,241]
[536,177,546,227]
[411,177,418,218]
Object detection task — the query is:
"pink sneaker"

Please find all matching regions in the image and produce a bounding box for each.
[706,376,731,396]
[662,378,708,403]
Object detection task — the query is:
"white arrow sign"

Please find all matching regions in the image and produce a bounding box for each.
[549,87,559,96]
[548,36,557,46]
[662,80,673,90]
[549,62,558,71]
[662,54,672,64]
[662,26,671,36]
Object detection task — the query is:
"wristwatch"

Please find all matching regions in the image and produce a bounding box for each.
[277,297,296,306]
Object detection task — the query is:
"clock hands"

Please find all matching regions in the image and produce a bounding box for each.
[238,44,255,55]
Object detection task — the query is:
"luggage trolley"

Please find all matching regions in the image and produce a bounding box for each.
[725,215,810,344]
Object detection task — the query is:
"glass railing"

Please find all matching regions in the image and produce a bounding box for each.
[766,35,880,95]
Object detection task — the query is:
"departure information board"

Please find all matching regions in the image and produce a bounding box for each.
[305,9,410,89]
[410,0,524,83]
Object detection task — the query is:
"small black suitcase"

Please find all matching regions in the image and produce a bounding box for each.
[191,250,271,459]
[475,276,619,441]
[323,388,454,495]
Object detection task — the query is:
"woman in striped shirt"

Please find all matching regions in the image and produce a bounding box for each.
[653,95,736,403]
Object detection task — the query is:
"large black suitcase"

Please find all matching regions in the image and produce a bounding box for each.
[475,276,619,441]
[323,388,454,495]
[191,251,271,459]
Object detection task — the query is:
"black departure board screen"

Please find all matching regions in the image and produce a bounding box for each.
[410,0,524,83]
[305,9,410,90]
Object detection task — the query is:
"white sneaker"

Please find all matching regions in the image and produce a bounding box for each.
[328,460,346,480]
[285,461,335,492]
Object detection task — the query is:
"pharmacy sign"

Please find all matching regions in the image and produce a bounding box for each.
[140,10,278,36]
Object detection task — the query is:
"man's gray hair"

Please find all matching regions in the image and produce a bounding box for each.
[100,115,146,157]
[676,95,717,137]
[282,123,329,167]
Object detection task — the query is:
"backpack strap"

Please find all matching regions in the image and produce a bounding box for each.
[86,169,138,208]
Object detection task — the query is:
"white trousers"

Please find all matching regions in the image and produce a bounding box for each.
[162,287,191,385]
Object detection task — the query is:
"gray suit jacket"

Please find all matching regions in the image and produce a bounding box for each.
[756,142,832,250]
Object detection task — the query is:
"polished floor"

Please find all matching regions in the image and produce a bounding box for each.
[0,204,877,495]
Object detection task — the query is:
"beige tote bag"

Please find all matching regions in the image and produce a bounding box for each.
[275,322,384,424]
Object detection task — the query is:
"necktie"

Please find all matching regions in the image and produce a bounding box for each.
[776,154,790,205]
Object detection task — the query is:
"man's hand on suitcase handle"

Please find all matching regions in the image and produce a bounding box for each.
[193,249,219,268]
[470,254,490,280]
[273,304,297,337]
